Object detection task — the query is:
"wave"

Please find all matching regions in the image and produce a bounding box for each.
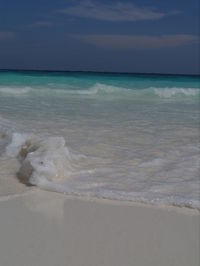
[0,86,33,95]
[5,132,85,187]
[153,87,199,98]
[2,129,200,210]
[89,84,199,98]
[55,83,200,98]
[65,83,132,95]
[0,83,199,99]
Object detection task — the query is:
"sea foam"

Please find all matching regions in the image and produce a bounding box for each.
[0,86,32,95]
[0,83,199,99]
[6,133,79,186]
[153,87,199,98]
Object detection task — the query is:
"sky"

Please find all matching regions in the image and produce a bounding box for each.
[0,0,199,74]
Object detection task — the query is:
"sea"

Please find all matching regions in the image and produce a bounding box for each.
[0,70,199,209]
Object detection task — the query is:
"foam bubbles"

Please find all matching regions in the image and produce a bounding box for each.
[5,133,38,157]
[0,86,32,95]
[0,84,199,100]
[6,133,78,186]
[154,87,199,98]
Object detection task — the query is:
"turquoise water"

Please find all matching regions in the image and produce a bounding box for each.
[0,70,199,89]
[0,71,199,208]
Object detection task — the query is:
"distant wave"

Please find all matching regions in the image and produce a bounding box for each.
[57,83,200,98]
[74,83,131,95]
[0,83,199,99]
[153,87,199,98]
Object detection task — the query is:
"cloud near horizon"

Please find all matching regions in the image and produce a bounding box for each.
[59,1,180,22]
[0,31,14,41]
[72,34,199,50]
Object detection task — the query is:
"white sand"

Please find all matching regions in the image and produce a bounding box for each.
[0,189,199,266]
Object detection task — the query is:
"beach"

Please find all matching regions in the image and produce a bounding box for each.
[1,0,199,264]
[0,71,199,265]
[0,189,199,266]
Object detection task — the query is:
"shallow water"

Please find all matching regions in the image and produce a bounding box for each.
[0,71,199,208]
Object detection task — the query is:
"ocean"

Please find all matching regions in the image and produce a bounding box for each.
[0,70,199,209]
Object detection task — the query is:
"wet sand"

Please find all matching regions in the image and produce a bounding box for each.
[0,189,199,266]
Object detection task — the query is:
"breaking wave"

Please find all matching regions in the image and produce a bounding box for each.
[69,84,200,99]
[5,132,85,187]
[153,87,199,98]
[0,83,199,99]
[1,125,199,210]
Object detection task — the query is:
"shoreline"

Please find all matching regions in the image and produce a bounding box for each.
[0,187,199,215]
[0,189,199,266]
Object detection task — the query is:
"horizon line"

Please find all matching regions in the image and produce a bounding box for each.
[0,68,199,77]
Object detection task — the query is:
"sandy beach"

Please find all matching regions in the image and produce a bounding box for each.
[0,189,199,266]
[1,0,199,265]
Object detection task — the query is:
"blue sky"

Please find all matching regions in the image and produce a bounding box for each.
[0,0,199,74]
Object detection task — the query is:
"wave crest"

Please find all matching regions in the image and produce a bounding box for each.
[0,83,199,99]
[0,83,200,99]
[59,83,200,99]
[153,87,199,98]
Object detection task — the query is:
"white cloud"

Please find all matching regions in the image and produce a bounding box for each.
[59,1,180,21]
[0,31,14,41]
[73,34,199,50]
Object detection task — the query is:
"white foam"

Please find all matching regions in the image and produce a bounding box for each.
[0,116,15,132]
[154,87,199,98]
[85,83,130,95]
[0,116,16,153]
[0,83,130,98]
[62,84,199,98]
[3,129,200,210]
[57,83,131,96]
[0,86,32,95]
[1,84,198,100]
[6,133,83,186]
[5,132,38,157]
